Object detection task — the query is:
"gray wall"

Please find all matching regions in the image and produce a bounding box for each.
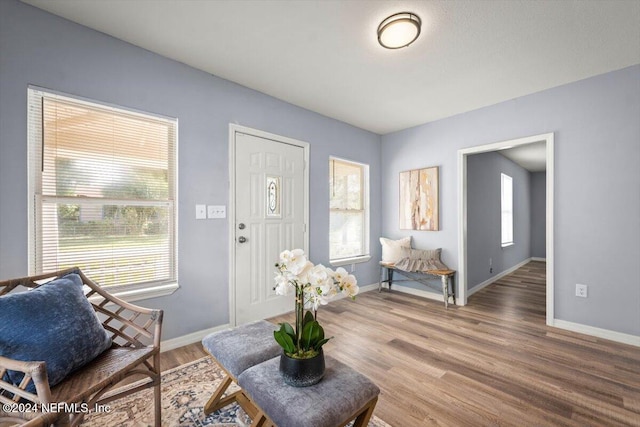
[0,0,382,340]
[530,172,546,259]
[466,152,531,290]
[381,65,640,336]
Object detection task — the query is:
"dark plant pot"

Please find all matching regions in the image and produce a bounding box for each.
[279,349,325,387]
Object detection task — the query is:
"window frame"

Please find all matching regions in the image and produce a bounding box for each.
[501,172,514,247]
[27,87,179,302]
[328,156,371,266]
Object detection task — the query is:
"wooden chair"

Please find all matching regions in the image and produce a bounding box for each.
[0,268,163,427]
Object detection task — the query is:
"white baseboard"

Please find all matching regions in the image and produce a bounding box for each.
[551,319,640,347]
[380,283,443,302]
[531,257,546,262]
[358,283,379,293]
[468,258,532,297]
[161,323,230,352]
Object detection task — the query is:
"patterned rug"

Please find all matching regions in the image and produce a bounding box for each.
[81,356,390,427]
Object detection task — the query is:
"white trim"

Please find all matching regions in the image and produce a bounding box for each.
[467,258,532,297]
[228,124,310,327]
[457,133,554,320]
[160,323,231,353]
[324,282,379,302]
[551,320,640,347]
[545,135,555,326]
[531,257,546,262]
[457,149,467,305]
[358,283,379,293]
[381,284,444,302]
[330,255,372,267]
[104,282,178,304]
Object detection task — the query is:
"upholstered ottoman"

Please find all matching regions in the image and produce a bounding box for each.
[238,355,380,427]
[201,320,281,415]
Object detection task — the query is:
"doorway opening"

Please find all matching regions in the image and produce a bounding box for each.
[457,133,554,325]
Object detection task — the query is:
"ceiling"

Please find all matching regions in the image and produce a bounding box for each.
[22,0,640,135]
[499,141,547,172]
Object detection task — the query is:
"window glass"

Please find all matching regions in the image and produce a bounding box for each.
[501,173,513,246]
[329,158,369,262]
[28,89,177,289]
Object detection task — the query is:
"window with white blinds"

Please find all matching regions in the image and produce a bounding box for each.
[27,88,177,291]
[329,157,370,264]
[501,173,514,247]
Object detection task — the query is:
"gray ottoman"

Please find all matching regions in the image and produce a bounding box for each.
[201,320,281,415]
[238,356,380,427]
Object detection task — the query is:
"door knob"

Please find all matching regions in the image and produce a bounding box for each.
[238,236,247,243]
[238,223,246,229]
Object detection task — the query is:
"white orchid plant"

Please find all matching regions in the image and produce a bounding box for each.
[273,249,359,359]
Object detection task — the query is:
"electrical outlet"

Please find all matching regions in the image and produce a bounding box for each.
[207,205,226,219]
[576,284,588,298]
[490,267,493,274]
[195,204,207,220]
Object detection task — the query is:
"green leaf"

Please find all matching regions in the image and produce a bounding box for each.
[313,337,331,351]
[274,330,295,354]
[303,310,315,327]
[281,322,296,341]
[301,320,322,350]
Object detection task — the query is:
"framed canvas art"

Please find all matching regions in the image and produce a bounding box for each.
[399,166,439,231]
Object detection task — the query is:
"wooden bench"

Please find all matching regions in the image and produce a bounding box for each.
[379,262,456,308]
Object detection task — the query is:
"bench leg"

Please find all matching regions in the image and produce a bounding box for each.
[441,274,449,309]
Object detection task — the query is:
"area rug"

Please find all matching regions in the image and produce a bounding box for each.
[81,356,391,427]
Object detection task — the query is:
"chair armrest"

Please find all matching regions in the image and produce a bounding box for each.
[0,356,52,405]
[78,270,164,350]
[0,360,61,427]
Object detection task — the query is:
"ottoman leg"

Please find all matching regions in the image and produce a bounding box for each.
[237,391,260,420]
[249,410,268,427]
[204,375,232,415]
[352,396,378,427]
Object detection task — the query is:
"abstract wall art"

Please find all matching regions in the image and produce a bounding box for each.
[399,166,439,231]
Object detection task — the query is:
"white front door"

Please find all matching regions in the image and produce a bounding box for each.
[233,130,307,325]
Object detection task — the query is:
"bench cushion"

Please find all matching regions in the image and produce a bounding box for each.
[395,247,447,272]
[0,272,112,392]
[238,355,380,427]
[202,320,280,378]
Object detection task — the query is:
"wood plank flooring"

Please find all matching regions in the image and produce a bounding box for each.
[161,261,640,426]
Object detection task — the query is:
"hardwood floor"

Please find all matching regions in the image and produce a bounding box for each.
[161,261,640,426]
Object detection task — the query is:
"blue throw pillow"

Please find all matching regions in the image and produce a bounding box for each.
[0,272,112,393]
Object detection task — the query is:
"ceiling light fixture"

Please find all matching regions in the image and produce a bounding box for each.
[377,12,421,49]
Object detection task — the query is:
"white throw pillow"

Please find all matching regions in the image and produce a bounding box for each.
[379,236,412,263]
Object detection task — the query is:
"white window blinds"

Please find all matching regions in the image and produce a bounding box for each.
[28,88,177,289]
[329,157,369,262]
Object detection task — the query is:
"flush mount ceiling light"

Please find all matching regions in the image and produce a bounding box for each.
[377,12,422,49]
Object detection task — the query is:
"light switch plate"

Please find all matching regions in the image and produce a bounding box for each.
[208,205,226,219]
[196,204,207,220]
